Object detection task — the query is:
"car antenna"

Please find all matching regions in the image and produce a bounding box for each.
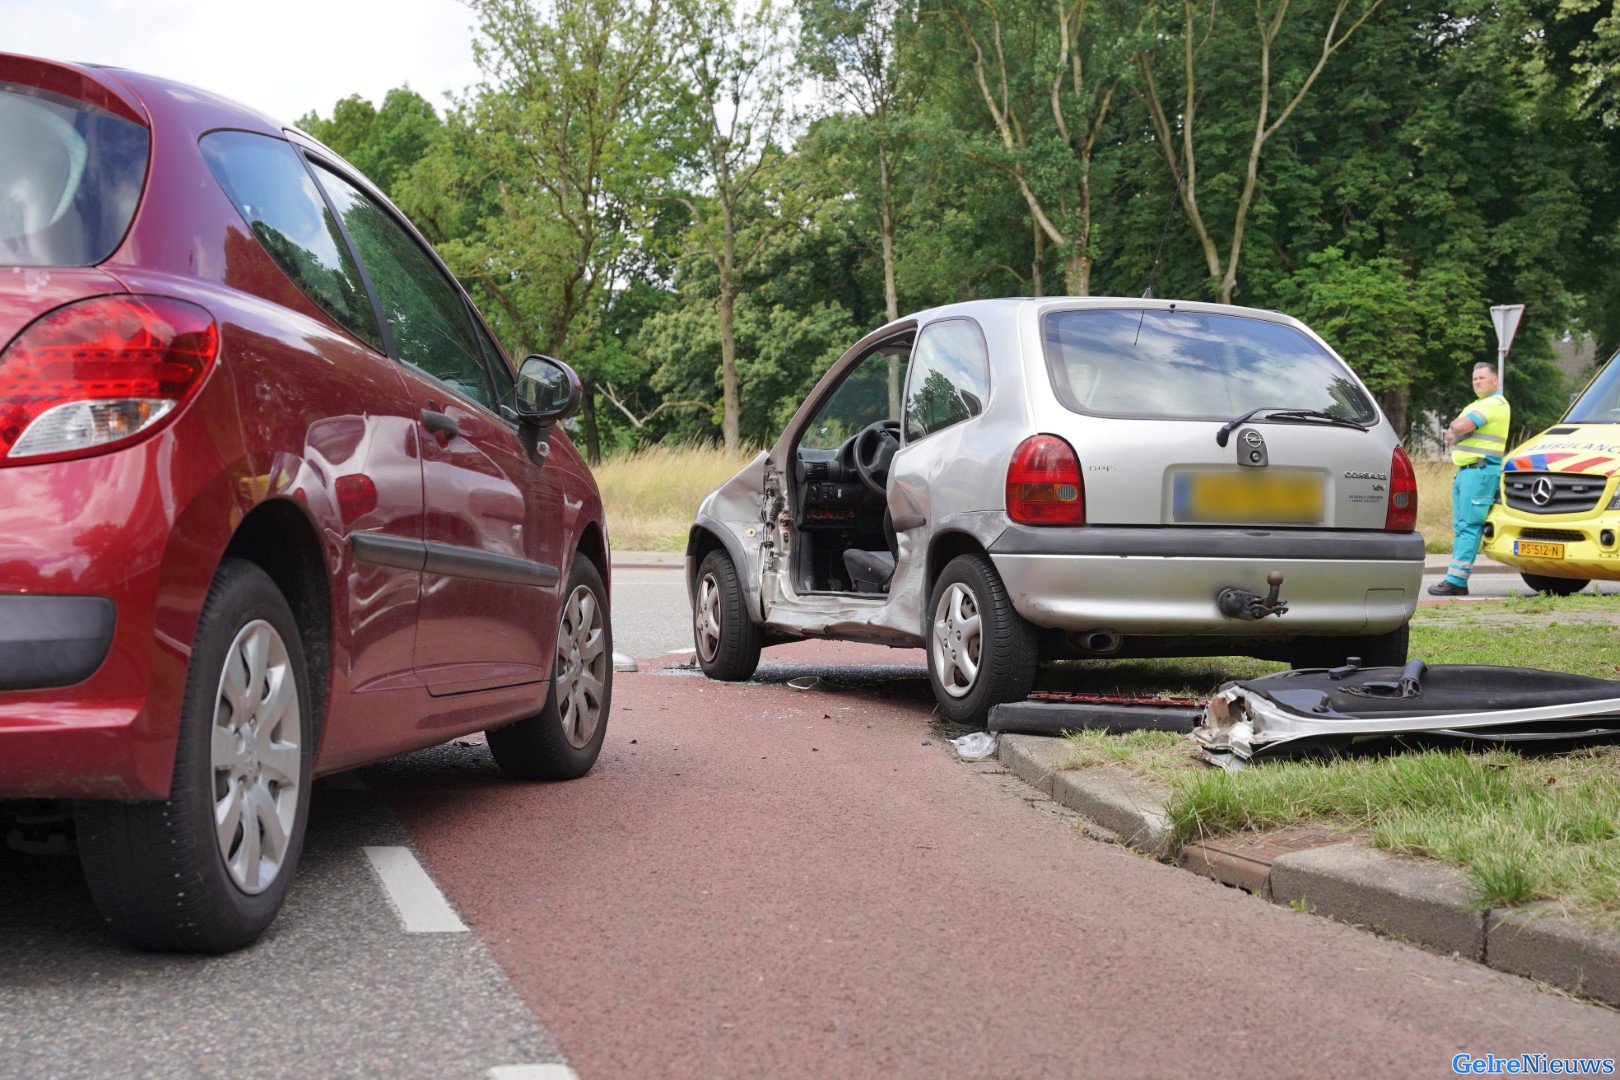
[1135,165,1185,347]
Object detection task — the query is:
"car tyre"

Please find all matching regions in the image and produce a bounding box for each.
[75,558,313,953]
[488,555,612,781]
[693,548,763,682]
[1520,572,1589,596]
[926,553,1038,726]
[1290,623,1410,670]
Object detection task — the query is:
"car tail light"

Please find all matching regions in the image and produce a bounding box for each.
[1386,444,1417,532]
[1007,434,1085,525]
[0,295,217,466]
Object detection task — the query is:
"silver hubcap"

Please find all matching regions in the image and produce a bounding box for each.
[556,584,607,749]
[695,573,722,663]
[931,582,983,699]
[210,620,301,895]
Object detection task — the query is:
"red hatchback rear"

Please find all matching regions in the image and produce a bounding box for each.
[0,55,613,951]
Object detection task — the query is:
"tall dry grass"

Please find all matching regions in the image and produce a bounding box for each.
[1413,455,1457,553]
[594,445,1462,553]
[594,443,752,552]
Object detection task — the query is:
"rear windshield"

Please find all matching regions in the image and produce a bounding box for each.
[0,82,148,267]
[1041,308,1378,424]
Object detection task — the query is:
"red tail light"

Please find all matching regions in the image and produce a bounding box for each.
[0,295,217,466]
[1386,444,1417,531]
[1007,434,1085,525]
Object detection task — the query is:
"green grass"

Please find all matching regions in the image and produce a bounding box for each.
[1054,609,1620,923]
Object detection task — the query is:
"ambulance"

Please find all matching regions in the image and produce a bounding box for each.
[1483,354,1620,594]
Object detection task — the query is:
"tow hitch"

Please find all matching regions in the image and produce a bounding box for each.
[1216,570,1289,620]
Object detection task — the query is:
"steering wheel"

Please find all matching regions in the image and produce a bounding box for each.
[852,419,902,494]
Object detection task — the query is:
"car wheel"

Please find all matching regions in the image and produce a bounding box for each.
[693,548,762,682]
[1289,623,1410,670]
[926,553,1038,726]
[1520,572,1589,596]
[75,559,313,952]
[488,555,612,781]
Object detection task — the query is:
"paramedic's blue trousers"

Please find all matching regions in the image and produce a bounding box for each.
[1446,463,1502,586]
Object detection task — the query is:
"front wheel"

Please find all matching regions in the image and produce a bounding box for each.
[926,554,1038,726]
[693,549,762,681]
[75,559,313,952]
[1289,623,1410,670]
[488,555,612,781]
[1520,572,1589,597]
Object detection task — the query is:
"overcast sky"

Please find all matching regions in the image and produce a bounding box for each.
[5,0,484,123]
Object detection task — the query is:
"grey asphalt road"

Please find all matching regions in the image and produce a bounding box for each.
[612,567,693,661]
[0,777,562,1080]
[1421,568,1620,599]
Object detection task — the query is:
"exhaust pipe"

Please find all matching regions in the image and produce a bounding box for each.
[1069,630,1123,655]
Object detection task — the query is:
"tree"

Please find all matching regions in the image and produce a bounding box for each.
[1136,0,1384,303]
[671,0,812,456]
[947,0,1140,297]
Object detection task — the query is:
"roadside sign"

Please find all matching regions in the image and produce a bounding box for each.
[1490,304,1526,388]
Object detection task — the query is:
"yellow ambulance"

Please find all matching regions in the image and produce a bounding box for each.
[1482,358,1620,594]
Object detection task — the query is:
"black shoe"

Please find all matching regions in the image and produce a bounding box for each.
[1427,580,1469,596]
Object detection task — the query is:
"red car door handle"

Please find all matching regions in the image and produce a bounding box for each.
[420,409,459,439]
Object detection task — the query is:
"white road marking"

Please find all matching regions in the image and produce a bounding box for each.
[362,846,468,933]
[490,1065,581,1080]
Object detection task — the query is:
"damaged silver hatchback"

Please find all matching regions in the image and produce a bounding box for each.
[686,298,1427,725]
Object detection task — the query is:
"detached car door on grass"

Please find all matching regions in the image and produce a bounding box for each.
[310,163,562,696]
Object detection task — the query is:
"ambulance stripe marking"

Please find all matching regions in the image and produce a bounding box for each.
[1562,456,1611,474]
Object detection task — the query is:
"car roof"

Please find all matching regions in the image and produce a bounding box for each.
[872,295,1308,339]
[90,63,288,136]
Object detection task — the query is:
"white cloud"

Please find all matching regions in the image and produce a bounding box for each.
[3,0,483,123]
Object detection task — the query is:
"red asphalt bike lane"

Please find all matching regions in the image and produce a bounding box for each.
[377,641,1620,1078]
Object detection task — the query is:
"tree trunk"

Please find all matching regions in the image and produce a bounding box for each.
[580,386,602,465]
[718,285,740,457]
[1031,218,1045,297]
[1064,248,1091,296]
[1379,387,1410,440]
[880,152,901,418]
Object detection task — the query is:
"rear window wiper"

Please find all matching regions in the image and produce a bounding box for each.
[1215,406,1366,445]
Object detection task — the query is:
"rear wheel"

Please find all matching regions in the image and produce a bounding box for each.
[487,555,612,781]
[1520,572,1589,596]
[1289,623,1410,670]
[926,554,1038,726]
[693,549,763,681]
[75,559,313,952]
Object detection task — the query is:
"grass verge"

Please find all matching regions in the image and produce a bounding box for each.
[1054,604,1620,923]
[593,443,751,551]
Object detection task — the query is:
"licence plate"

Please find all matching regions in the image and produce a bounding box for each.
[1173,473,1323,524]
[1515,540,1565,558]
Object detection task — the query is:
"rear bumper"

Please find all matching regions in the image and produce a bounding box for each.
[988,526,1423,636]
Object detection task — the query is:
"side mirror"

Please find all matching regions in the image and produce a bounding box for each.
[516,355,582,427]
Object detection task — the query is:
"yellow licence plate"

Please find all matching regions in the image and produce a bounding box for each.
[1515,541,1565,559]
[1174,473,1323,524]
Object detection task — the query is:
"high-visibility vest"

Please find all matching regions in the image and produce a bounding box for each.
[1453,392,1510,466]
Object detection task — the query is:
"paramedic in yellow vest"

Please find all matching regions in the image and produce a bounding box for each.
[1428,362,1511,596]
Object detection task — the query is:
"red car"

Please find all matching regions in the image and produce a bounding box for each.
[0,54,613,951]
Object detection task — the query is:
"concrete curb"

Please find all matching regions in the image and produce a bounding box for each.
[998,735,1171,858]
[989,733,1620,1006]
[1269,844,1486,960]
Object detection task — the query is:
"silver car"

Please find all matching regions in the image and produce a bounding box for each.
[687,298,1425,724]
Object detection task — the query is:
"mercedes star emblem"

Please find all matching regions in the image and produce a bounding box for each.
[1531,476,1556,507]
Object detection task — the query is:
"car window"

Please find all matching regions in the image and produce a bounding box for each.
[800,348,903,451]
[0,82,149,267]
[1041,308,1377,424]
[471,316,518,421]
[200,131,383,351]
[308,162,495,410]
[905,319,990,441]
